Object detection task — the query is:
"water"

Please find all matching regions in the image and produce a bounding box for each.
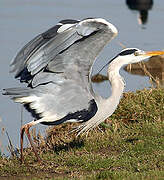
[0,0,164,155]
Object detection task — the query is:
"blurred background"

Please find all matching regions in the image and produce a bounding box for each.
[0,0,164,155]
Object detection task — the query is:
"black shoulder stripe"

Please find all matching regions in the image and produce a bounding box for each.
[41,99,98,126]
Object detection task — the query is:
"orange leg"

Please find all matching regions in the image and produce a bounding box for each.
[20,122,41,163]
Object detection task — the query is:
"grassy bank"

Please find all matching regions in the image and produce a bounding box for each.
[0,88,164,179]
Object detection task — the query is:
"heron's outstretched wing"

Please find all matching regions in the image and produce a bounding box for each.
[10,19,81,81]
[5,18,118,124]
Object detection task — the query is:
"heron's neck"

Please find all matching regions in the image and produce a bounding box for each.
[106,63,125,111]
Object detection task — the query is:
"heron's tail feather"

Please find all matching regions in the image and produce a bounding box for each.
[3,87,43,120]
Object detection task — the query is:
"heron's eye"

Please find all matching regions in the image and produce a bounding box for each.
[134,51,140,56]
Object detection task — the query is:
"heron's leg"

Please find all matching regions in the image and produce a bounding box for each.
[20,126,25,163]
[20,122,41,163]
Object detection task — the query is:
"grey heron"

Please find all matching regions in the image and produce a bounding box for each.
[3,18,164,162]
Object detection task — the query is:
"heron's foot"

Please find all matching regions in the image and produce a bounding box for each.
[20,156,24,164]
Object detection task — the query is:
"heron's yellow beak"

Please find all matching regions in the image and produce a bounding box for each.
[144,51,164,56]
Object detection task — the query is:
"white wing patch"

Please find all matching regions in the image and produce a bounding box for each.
[57,24,75,33]
[14,96,38,103]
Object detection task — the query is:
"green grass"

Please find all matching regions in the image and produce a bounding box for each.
[0,88,164,179]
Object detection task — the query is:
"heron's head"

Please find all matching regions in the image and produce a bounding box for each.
[98,48,164,74]
[116,48,164,65]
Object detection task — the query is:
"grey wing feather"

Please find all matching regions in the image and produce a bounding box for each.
[10,24,62,77]
[27,28,82,75]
